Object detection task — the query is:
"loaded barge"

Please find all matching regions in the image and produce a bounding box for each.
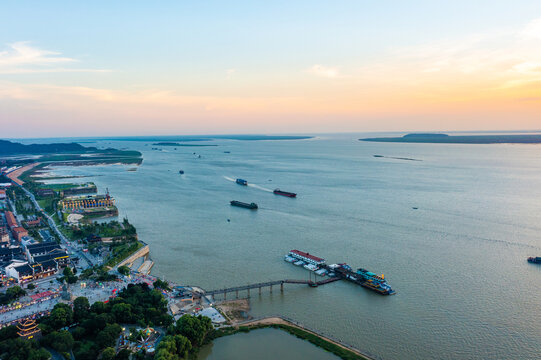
[284,249,395,295]
[230,200,258,210]
[274,189,297,198]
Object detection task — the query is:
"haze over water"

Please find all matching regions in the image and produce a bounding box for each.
[38,133,541,359]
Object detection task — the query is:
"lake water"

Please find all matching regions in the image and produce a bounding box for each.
[34,133,541,359]
[198,328,340,360]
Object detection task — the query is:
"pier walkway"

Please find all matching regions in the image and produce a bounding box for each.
[204,277,340,298]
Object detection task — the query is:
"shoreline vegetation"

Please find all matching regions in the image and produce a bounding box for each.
[360,133,541,144]
[2,138,367,360]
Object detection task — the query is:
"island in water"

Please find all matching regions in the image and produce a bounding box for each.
[152,142,218,147]
[360,133,541,144]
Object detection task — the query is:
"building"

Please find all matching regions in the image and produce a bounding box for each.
[0,247,24,263]
[11,227,28,242]
[5,262,34,284]
[24,217,42,228]
[25,241,62,262]
[17,319,41,340]
[5,258,59,284]
[36,188,55,198]
[0,226,9,245]
[5,211,17,230]
[288,250,326,265]
[33,248,70,268]
[30,260,58,280]
[60,194,115,211]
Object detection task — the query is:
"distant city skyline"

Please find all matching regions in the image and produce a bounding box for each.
[1,1,541,138]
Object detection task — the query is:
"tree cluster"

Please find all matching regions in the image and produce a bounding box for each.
[0,286,27,305]
[156,314,214,359]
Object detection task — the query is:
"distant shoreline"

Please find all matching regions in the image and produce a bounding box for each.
[360,133,541,144]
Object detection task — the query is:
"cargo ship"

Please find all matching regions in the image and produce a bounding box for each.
[230,200,258,209]
[274,189,297,198]
[236,179,248,185]
[527,257,541,264]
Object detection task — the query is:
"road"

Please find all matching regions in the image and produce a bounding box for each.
[17,185,96,268]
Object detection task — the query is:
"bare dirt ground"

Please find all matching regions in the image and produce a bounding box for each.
[215,299,251,322]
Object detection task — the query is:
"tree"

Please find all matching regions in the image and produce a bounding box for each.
[27,283,36,290]
[73,296,90,323]
[42,330,74,352]
[117,266,130,276]
[153,279,171,291]
[90,301,107,314]
[155,334,191,360]
[47,303,73,330]
[101,347,116,360]
[6,285,26,299]
[112,303,132,323]
[174,315,213,348]
[95,323,121,349]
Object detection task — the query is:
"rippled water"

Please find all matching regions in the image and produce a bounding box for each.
[36,134,541,359]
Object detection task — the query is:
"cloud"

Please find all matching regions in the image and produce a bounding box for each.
[0,42,109,74]
[226,68,236,79]
[306,64,340,78]
[521,17,541,40]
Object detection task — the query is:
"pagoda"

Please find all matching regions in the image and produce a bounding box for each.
[17,318,41,340]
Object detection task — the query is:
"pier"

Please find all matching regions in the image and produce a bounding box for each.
[204,277,340,299]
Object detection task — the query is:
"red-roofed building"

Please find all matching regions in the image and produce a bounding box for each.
[24,217,42,228]
[5,211,17,230]
[289,249,325,265]
[12,227,28,242]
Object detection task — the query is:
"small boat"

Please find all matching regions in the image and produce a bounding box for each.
[303,264,318,271]
[236,179,248,185]
[294,260,305,266]
[230,200,258,209]
[224,151,231,153]
[179,170,184,174]
[527,257,541,264]
[315,268,327,276]
[274,189,296,198]
[284,256,296,263]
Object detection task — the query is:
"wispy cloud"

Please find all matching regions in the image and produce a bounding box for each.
[306,64,341,78]
[226,68,236,79]
[0,42,109,74]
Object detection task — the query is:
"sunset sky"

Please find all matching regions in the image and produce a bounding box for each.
[1,1,540,138]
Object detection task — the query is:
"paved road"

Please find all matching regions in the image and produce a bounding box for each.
[17,185,95,267]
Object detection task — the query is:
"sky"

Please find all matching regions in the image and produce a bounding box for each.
[1,1,540,138]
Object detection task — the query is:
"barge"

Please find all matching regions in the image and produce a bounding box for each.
[274,189,297,197]
[230,200,258,209]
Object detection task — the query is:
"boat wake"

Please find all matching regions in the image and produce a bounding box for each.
[248,184,273,192]
[223,176,236,182]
